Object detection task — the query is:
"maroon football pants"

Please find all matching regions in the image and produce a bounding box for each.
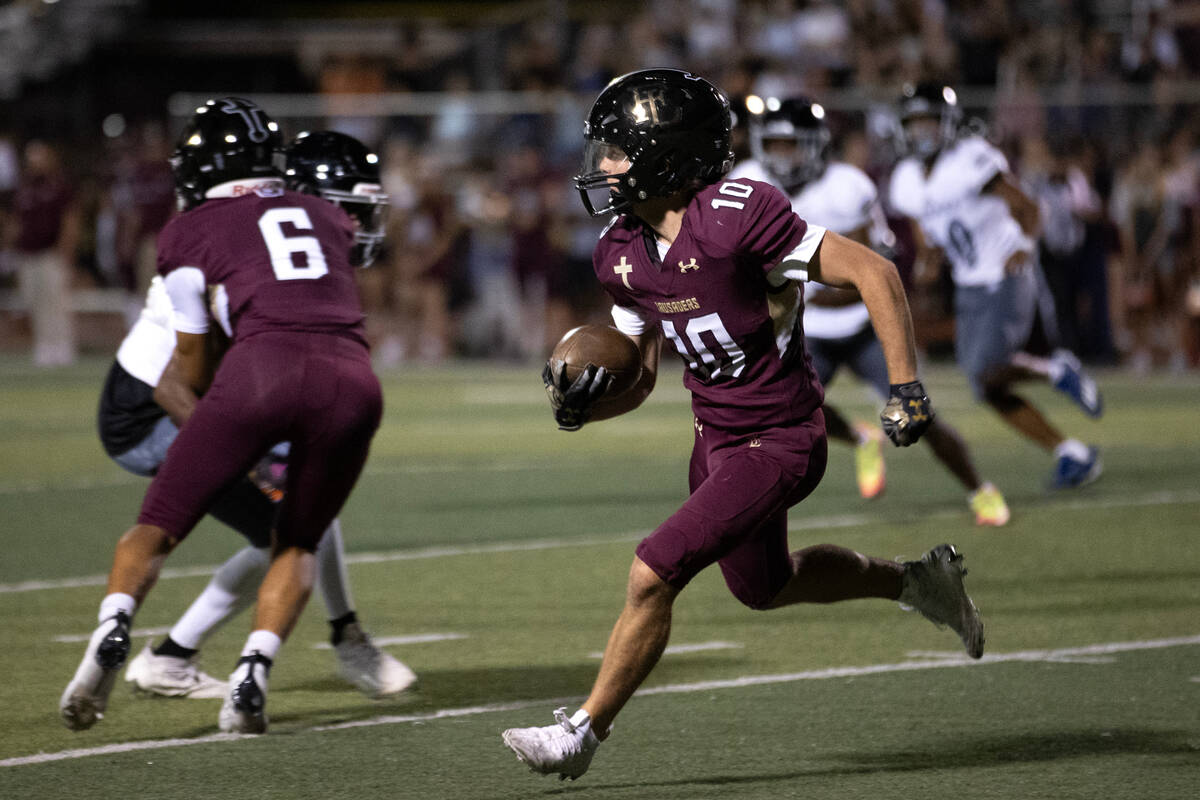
[139,331,382,551]
[635,410,827,609]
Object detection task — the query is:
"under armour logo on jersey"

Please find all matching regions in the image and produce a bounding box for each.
[678,257,699,273]
[219,98,273,143]
[694,417,703,437]
[613,256,634,290]
[749,438,762,448]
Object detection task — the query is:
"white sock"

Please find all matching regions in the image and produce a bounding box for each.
[316,519,355,621]
[1011,351,1054,379]
[241,630,282,661]
[169,547,270,649]
[569,709,591,729]
[1054,438,1091,462]
[98,593,136,624]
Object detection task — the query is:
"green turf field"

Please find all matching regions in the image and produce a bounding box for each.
[1,356,1197,799]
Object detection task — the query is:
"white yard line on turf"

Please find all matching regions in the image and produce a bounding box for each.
[54,626,171,643]
[589,641,743,659]
[0,460,555,496]
[4,634,1197,768]
[312,632,468,649]
[4,487,1200,595]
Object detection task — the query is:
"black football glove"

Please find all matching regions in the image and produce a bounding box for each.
[880,380,935,446]
[542,359,613,431]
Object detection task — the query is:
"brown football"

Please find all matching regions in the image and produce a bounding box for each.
[550,324,643,398]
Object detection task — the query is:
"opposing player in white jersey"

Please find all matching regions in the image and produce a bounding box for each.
[888,82,1103,489]
[730,97,1008,525]
[92,133,415,704]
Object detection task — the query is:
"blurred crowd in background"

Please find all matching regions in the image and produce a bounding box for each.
[2,0,1200,372]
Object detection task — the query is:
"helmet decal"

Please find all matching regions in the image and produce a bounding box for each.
[218,98,273,144]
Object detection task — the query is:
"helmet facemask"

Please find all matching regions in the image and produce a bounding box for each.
[899,84,961,160]
[575,139,635,216]
[754,128,829,192]
[320,185,389,267]
[748,98,830,193]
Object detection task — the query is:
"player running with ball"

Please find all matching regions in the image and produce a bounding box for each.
[503,69,986,781]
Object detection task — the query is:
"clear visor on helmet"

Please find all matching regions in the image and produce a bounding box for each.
[574,140,633,216]
[577,140,632,181]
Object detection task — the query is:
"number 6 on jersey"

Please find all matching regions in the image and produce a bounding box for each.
[258,207,329,280]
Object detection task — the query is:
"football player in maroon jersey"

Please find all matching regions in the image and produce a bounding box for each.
[93,130,414,705]
[503,70,984,780]
[61,99,384,735]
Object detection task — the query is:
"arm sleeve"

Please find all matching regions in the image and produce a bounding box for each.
[961,138,1007,195]
[887,161,923,219]
[611,304,649,336]
[161,267,210,334]
[765,224,827,285]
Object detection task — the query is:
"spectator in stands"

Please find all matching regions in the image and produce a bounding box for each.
[506,144,572,357]
[1024,135,1103,357]
[1109,135,1180,372]
[393,154,471,362]
[12,139,80,366]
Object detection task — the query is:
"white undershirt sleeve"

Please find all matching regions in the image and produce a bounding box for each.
[767,224,827,286]
[610,304,649,336]
[161,267,210,334]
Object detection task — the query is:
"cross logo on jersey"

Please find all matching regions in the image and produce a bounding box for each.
[678,257,699,273]
[613,256,634,290]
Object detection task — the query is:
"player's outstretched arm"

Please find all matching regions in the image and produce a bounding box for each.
[809,232,918,384]
[808,231,933,446]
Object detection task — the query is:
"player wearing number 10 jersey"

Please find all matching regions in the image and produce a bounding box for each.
[504,70,986,782]
[61,98,383,736]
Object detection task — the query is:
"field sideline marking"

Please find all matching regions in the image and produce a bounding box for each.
[0,459,566,497]
[589,640,743,659]
[312,632,468,649]
[4,487,1199,595]
[4,634,1197,769]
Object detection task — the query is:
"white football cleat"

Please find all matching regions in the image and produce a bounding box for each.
[218,653,271,734]
[502,707,600,781]
[898,544,985,659]
[125,642,226,699]
[335,622,417,698]
[60,611,132,731]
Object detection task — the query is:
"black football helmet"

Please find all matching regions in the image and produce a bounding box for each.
[898,82,961,160]
[749,97,831,192]
[284,131,389,267]
[574,69,734,216]
[170,97,283,211]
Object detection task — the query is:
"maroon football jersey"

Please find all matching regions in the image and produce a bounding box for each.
[156,188,366,345]
[594,178,824,431]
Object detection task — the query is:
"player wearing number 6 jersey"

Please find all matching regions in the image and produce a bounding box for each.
[504,70,986,781]
[61,98,383,735]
